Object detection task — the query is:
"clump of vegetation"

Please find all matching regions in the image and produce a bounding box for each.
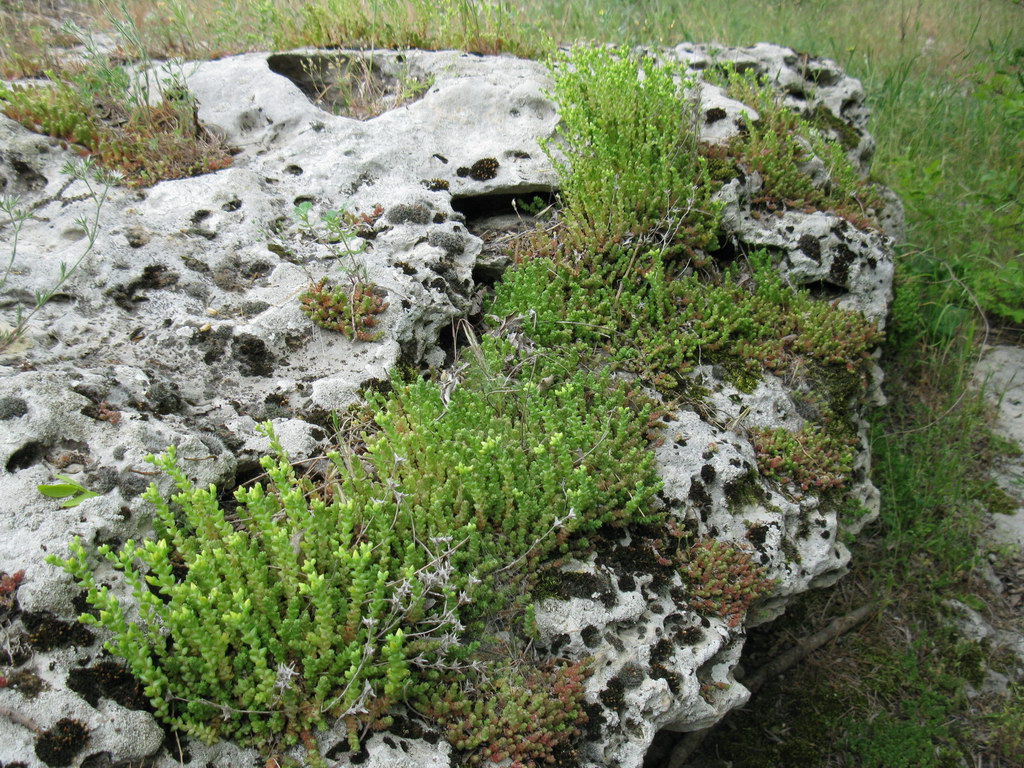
[752,424,858,492]
[0,23,231,187]
[300,277,389,341]
[721,68,882,223]
[542,45,722,255]
[680,538,776,627]
[422,660,589,767]
[49,336,660,756]
[494,47,881,396]
[0,568,25,617]
[490,247,882,390]
[288,199,391,340]
[295,53,434,120]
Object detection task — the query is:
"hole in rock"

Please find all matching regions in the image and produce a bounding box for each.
[806,66,840,86]
[450,190,556,236]
[9,157,47,191]
[432,320,482,370]
[784,84,808,100]
[6,440,45,472]
[703,238,746,271]
[799,279,846,301]
[216,459,264,518]
[267,52,431,120]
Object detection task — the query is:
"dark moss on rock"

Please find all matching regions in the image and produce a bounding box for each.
[67,661,149,710]
[705,107,727,124]
[108,264,179,311]
[232,333,274,377]
[805,103,861,150]
[724,473,764,506]
[385,202,432,225]
[678,625,704,645]
[146,381,184,415]
[35,719,89,767]
[534,569,616,608]
[598,525,679,594]
[688,479,712,506]
[829,242,856,285]
[22,611,94,651]
[746,522,771,549]
[797,233,821,263]
[583,702,607,742]
[4,668,48,697]
[599,675,627,712]
[0,396,28,419]
[651,638,675,666]
[190,324,233,364]
[650,664,682,694]
[427,229,465,258]
[116,469,151,500]
[456,157,500,181]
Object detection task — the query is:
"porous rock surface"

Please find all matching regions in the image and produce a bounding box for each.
[0,43,894,768]
[974,345,1024,550]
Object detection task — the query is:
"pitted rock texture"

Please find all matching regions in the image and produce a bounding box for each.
[1,43,894,768]
[974,345,1024,550]
[671,41,877,173]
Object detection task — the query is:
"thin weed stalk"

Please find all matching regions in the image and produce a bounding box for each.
[0,158,116,351]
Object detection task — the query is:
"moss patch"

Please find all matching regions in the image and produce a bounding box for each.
[34,719,89,768]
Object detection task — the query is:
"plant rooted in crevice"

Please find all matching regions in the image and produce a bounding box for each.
[300,277,389,341]
[49,337,661,756]
[680,538,777,628]
[752,424,858,492]
[542,45,723,255]
[719,67,883,224]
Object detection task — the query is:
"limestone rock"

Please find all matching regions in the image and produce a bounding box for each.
[974,345,1024,550]
[0,42,893,768]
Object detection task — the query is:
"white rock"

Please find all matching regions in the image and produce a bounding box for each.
[0,41,894,768]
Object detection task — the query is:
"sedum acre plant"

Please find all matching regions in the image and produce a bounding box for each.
[49,336,661,758]
[680,538,777,628]
[491,247,882,391]
[752,423,858,492]
[543,45,722,255]
[422,660,590,767]
[299,276,389,340]
[720,68,882,221]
